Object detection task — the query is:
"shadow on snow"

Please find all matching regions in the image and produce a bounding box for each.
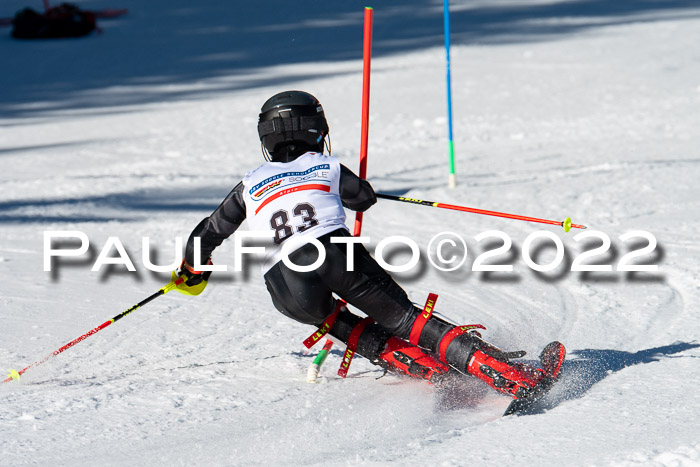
[434,342,699,415]
[0,187,226,224]
[529,341,700,414]
[1,0,699,118]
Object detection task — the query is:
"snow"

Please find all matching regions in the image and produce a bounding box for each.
[2,0,700,465]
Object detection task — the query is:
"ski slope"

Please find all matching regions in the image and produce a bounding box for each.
[1,0,699,465]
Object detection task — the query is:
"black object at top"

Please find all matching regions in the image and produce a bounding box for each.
[12,3,96,39]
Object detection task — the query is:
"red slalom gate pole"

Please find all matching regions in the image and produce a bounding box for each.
[376,193,587,232]
[353,6,373,237]
[3,278,185,383]
[308,7,373,382]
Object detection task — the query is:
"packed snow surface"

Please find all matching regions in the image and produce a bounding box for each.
[1,0,699,465]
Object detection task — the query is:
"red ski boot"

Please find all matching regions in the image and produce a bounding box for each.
[466,348,546,399]
[376,336,450,384]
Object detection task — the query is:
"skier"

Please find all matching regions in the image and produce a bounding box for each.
[176,90,562,404]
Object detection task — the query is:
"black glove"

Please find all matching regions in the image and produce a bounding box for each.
[177,258,213,286]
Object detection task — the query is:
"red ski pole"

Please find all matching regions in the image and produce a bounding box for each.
[4,277,185,383]
[376,193,587,232]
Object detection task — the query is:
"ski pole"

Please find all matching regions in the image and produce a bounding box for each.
[3,277,185,383]
[376,193,587,232]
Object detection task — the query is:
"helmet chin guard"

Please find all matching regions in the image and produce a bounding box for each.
[257,91,329,161]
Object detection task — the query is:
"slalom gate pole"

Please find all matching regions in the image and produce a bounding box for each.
[306,340,334,383]
[3,278,185,383]
[376,193,587,232]
[307,7,374,383]
[444,0,457,189]
[352,6,373,237]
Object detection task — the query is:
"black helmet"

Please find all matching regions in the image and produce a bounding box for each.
[257,90,329,161]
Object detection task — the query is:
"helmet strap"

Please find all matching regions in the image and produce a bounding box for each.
[261,142,272,162]
[324,134,332,157]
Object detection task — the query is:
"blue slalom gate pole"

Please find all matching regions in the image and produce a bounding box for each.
[444,0,457,188]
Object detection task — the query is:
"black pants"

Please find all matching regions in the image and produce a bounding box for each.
[263,229,417,356]
[264,229,417,331]
[264,228,475,368]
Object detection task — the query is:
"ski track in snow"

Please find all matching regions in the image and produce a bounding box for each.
[2,0,700,465]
